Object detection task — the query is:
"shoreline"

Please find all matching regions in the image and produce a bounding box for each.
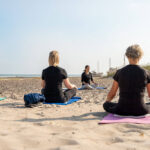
[0,76,105,79]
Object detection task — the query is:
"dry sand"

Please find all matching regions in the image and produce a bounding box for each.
[0,77,150,150]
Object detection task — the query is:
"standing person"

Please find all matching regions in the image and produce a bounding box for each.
[41,51,77,103]
[103,44,150,116]
[81,65,97,89]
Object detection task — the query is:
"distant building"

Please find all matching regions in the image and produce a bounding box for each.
[91,71,103,77]
[107,67,117,77]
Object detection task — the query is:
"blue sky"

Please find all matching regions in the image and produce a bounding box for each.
[1,0,150,75]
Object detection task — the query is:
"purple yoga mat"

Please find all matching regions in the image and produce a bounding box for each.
[99,113,150,124]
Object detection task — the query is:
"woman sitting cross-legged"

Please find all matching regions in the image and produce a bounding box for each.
[103,44,150,116]
[41,51,77,103]
[81,65,97,90]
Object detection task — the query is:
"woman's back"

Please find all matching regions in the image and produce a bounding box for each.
[103,44,150,116]
[42,66,67,100]
[115,65,148,99]
[114,64,150,115]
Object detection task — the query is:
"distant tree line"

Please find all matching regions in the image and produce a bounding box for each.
[142,64,150,72]
[106,64,150,78]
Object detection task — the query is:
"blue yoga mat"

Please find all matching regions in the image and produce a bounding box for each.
[78,87,107,90]
[63,87,106,90]
[43,97,81,105]
[95,87,107,90]
[0,97,6,101]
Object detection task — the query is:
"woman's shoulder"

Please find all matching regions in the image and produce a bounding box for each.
[114,68,122,76]
[120,65,148,75]
[140,67,150,76]
[42,66,50,72]
[118,65,135,72]
[56,66,68,75]
[43,66,66,72]
[81,72,86,76]
[56,66,66,71]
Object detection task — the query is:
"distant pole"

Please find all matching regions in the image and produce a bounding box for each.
[109,58,111,69]
[124,55,126,66]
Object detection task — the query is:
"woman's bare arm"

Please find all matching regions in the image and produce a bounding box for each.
[41,80,46,89]
[106,80,119,102]
[64,78,77,89]
[147,83,150,98]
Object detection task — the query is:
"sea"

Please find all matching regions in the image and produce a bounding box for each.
[0,74,80,78]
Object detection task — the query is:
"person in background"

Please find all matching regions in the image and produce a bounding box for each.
[81,65,97,90]
[41,51,77,103]
[103,44,150,116]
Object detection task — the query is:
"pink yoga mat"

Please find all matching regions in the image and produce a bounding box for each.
[99,113,150,124]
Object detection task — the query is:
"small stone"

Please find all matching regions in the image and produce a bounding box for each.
[72,132,75,134]
[140,132,144,136]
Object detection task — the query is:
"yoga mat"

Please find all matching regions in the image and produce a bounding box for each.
[99,113,150,124]
[95,87,107,90]
[43,97,81,105]
[78,87,107,90]
[63,87,106,90]
[0,97,6,101]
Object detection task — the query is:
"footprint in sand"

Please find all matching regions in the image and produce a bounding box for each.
[36,112,45,117]
[34,122,45,126]
[126,148,136,150]
[124,124,150,130]
[51,133,60,136]
[124,128,144,134]
[0,133,8,136]
[107,137,124,145]
[111,137,124,143]
[54,138,79,146]
[50,147,79,150]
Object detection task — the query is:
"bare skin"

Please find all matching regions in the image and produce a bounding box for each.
[147,83,150,98]
[106,80,119,102]
[63,78,77,89]
[106,57,150,102]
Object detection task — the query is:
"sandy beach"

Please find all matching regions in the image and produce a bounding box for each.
[0,77,150,150]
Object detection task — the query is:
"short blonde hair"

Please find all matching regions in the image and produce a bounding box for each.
[49,51,59,66]
[125,44,143,60]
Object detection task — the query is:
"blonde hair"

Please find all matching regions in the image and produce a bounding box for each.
[49,51,59,66]
[125,44,143,60]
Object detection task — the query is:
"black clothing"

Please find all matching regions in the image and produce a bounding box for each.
[41,88,76,103]
[81,72,93,85]
[42,66,76,102]
[103,102,150,116]
[103,64,150,116]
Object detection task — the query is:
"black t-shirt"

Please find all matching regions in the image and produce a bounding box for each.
[81,72,93,85]
[42,66,67,102]
[113,64,150,115]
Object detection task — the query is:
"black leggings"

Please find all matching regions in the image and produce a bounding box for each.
[41,88,77,103]
[63,88,77,102]
[103,102,150,116]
